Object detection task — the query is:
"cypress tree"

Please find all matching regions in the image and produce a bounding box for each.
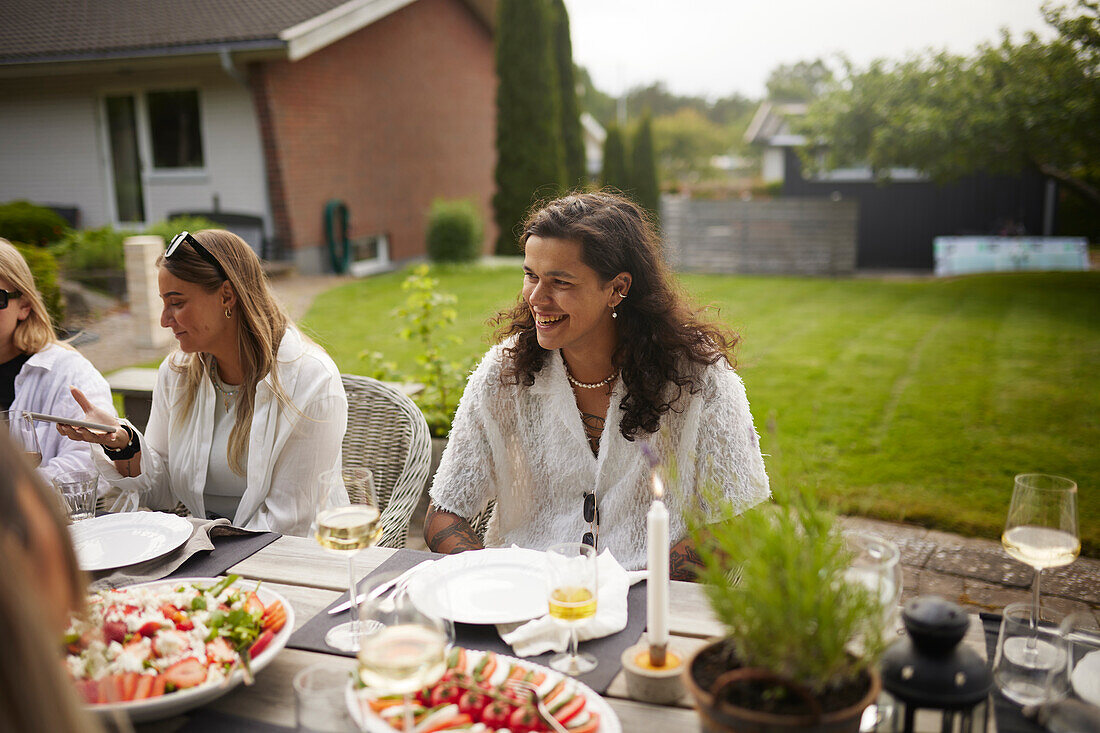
[493,0,565,255]
[600,124,629,192]
[548,0,586,189]
[629,114,660,223]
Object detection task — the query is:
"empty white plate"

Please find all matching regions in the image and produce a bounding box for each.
[405,547,548,624]
[69,511,194,572]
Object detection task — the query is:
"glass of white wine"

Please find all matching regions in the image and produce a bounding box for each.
[4,410,42,468]
[315,467,382,652]
[357,586,449,732]
[546,541,598,675]
[1002,473,1080,620]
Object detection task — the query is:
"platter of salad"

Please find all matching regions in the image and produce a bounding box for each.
[347,647,617,733]
[64,575,294,723]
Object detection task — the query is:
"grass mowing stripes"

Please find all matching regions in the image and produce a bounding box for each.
[301,266,1100,554]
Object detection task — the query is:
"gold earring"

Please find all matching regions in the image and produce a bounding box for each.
[225,307,232,319]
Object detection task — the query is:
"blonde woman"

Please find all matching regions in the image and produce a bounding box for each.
[0,238,115,482]
[60,230,348,535]
[0,434,103,732]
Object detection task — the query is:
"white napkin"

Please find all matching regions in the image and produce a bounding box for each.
[498,549,647,657]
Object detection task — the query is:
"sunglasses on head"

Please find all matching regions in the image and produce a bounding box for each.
[166,231,228,280]
[0,290,22,310]
[582,491,600,550]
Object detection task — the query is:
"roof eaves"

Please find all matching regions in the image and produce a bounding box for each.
[280,0,417,61]
[0,38,287,67]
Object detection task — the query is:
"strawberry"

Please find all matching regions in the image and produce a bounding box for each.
[244,592,265,615]
[133,675,155,700]
[249,629,275,659]
[163,658,207,689]
[150,675,167,697]
[74,679,101,704]
[205,637,236,665]
[137,621,164,638]
[103,621,127,644]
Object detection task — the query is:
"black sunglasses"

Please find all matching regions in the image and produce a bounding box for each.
[0,290,22,310]
[166,231,228,280]
[582,491,600,550]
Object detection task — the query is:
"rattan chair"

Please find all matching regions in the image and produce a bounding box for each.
[341,374,431,548]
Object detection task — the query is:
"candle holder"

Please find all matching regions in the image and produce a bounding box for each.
[621,641,686,704]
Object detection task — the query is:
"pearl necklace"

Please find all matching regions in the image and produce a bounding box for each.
[565,364,618,390]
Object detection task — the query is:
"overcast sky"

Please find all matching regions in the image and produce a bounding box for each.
[562,0,1056,99]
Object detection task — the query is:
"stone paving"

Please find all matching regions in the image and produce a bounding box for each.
[68,271,1099,620]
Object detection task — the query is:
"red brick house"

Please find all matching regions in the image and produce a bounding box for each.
[0,0,498,272]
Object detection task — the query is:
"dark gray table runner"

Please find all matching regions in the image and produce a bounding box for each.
[167,530,281,579]
[289,549,648,694]
[981,612,1046,733]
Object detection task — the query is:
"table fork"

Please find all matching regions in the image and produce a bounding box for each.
[503,679,570,733]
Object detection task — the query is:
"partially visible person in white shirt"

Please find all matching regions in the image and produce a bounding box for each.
[425,192,770,579]
[0,238,115,485]
[58,229,348,536]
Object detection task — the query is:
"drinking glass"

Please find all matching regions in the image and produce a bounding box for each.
[1001,474,1079,617]
[545,541,598,675]
[843,530,902,630]
[54,469,98,521]
[315,467,381,652]
[357,587,449,732]
[993,603,1069,705]
[1058,611,1100,709]
[293,663,355,733]
[3,410,42,468]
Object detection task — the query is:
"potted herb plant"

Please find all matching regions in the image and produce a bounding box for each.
[685,487,886,732]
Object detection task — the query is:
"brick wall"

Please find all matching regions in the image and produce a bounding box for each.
[662,196,858,276]
[254,0,497,270]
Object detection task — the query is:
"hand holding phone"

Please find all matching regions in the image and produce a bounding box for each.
[23,411,117,434]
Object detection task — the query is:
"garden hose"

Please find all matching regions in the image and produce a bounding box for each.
[324,199,350,273]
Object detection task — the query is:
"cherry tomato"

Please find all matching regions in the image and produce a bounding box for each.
[429,683,462,708]
[457,689,489,717]
[508,704,545,732]
[481,699,516,729]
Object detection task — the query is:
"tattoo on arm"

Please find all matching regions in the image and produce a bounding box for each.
[424,503,485,554]
[669,537,704,582]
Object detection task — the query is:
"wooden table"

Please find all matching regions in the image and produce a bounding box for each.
[146,536,997,731]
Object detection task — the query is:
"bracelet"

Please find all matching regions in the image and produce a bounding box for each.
[102,424,141,461]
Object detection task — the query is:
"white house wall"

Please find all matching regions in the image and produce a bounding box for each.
[0,65,270,238]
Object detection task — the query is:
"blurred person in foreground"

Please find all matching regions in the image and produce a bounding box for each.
[425,192,769,579]
[59,230,347,535]
[0,433,103,732]
[0,238,115,481]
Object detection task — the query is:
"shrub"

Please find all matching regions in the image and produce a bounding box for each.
[426,199,484,263]
[14,243,64,328]
[60,225,132,272]
[0,201,70,246]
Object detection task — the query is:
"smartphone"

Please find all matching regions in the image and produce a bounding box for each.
[23,411,118,434]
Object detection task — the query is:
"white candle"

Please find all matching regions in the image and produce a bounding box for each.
[647,474,670,664]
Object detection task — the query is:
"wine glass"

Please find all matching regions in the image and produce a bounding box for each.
[4,410,42,468]
[315,467,382,652]
[545,541,598,675]
[357,586,449,732]
[1002,474,1079,618]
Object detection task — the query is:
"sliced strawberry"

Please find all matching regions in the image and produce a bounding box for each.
[120,672,139,701]
[150,676,167,697]
[249,629,275,659]
[103,620,127,644]
[74,679,101,704]
[137,621,164,637]
[174,617,195,631]
[260,601,287,632]
[163,658,207,689]
[133,675,155,700]
[123,638,153,662]
[244,591,265,615]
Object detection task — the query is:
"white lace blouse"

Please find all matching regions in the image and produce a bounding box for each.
[429,345,770,570]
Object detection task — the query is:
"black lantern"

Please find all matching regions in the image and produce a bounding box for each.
[878,596,992,732]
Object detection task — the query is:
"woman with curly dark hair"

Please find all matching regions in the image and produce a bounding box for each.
[426,192,769,579]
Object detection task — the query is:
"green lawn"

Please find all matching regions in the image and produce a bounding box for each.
[301,264,1100,554]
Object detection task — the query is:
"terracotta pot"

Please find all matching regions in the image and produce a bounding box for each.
[683,640,881,733]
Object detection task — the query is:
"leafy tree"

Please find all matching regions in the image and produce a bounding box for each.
[575,65,617,126]
[765,59,834,102]
[629,115,660,222]
[548,0,586,188]
[799,1,1100,216]
[600,124,629,191]
[493,0,565,254]
[651,108,733,181]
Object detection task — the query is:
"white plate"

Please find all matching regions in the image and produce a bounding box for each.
[405,548,548,624]
[346,650,621,733]
[84,577,295,723]
[69,512,193,572]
